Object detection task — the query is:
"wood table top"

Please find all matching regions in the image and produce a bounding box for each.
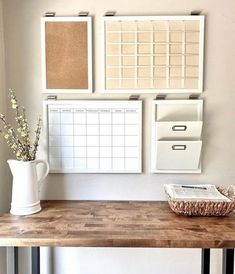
[0,200,235,248]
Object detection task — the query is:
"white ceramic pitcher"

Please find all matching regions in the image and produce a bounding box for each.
[7,159,49,215]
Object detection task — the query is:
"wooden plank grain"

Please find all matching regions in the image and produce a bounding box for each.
[0,201,234,248]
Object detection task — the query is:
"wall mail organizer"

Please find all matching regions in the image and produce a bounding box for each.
[44,100,142,173]
[102,15,204,93]
[151,99,203,173]
[41,16,93,93]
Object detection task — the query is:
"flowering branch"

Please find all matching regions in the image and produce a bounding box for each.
[0,89,41,161]
[31,116,42,160]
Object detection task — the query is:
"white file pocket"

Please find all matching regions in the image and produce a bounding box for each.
[156,141,202,170]
[156,121,203,140]
[152,100,203,173]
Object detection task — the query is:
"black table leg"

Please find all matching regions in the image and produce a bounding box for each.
[14,247,18,274]
[201,248,210,274]
[32,247,40,274]
[223,249,234,274]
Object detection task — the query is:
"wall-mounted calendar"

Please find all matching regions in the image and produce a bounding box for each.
[102,15,204,93]
[44,100,142,173]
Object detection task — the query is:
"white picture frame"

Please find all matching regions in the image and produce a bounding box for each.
[102,15,205,94]
[43,100,142,173]
[41,17,93,94]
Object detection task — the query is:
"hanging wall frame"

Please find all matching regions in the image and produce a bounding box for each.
[41,16,93,93]
[43,100,142,173]
[102,15,204,93]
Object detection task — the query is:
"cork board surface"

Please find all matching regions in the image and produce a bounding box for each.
[46,21,88,89]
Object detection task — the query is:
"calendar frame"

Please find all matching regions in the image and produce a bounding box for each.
[43,100,142,173]
[102,15,205,94]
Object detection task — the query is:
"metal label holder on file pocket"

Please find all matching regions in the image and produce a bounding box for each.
[172,125,187,131]
[172,145,187,151]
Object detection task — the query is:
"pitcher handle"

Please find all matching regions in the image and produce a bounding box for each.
[34,160,49,190]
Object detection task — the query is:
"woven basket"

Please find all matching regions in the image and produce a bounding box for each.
[165,186,235,216]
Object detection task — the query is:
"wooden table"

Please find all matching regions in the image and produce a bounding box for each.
[0,201,234,274]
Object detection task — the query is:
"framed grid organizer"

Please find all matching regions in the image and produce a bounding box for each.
[41,17,93,93]
[44,100,142,173]
[102,15,204,93]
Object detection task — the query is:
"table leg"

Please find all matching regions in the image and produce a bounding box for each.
[14,247,18,274]
[223,249,234,274]
[201,248,210,274]
[32,247,40,274]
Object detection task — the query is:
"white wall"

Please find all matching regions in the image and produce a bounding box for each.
[2,0,235,274]
[0,0,10,273]
[0,0,10,214]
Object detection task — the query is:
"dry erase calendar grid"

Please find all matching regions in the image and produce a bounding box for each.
[103,16,204,93]
[44,100,142,173]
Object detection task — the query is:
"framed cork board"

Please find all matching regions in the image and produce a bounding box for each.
[102,15,204,94]
[41,17,92,93]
